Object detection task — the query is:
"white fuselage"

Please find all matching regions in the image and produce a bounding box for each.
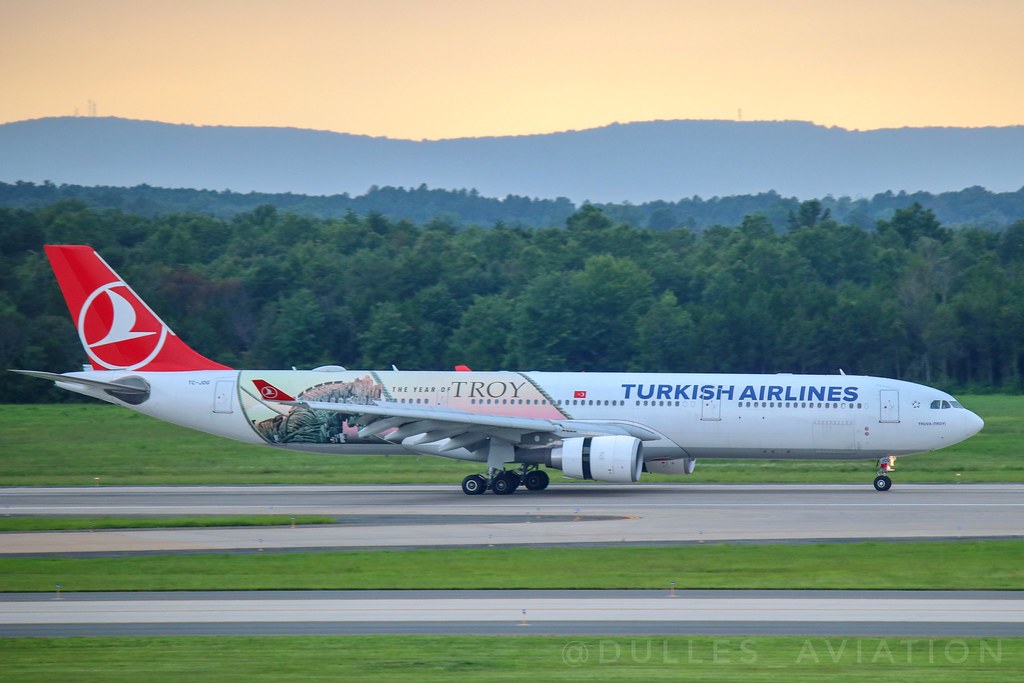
[58,369,985,466]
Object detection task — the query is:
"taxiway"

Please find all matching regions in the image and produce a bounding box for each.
[1,483,1021,554]
[3,484,1021,638]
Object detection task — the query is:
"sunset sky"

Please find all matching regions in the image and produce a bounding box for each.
[2,0,1022,140]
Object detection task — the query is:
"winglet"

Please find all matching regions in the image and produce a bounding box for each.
[45,245,231,371]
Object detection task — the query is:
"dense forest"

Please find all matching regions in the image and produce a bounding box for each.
[2,198,1023,402]
[2,180,1023,231]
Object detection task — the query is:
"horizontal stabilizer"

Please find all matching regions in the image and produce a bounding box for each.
[9,369,150,394]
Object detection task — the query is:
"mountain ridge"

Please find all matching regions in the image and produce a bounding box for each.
[2,116,1022,203]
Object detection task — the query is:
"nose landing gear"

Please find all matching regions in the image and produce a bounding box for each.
[873,456,896,491]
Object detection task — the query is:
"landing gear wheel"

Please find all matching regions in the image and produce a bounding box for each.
[491,472,518,495]
[462,474,487,495]
[873,475,892,492]
[523,470,550,491]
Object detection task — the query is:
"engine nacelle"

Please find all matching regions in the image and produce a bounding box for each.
[644,457,697,475]
[553,435,643,483]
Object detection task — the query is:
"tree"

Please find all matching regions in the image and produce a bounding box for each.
[358,301,419,368]
[445,295,516,370]
[787,198,831,231]
[877,203,949,246]
[250,289,330,368]
[632,291,696,371]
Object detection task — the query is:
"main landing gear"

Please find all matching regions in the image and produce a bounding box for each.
[461,465,550,495]
[873,456,896,492]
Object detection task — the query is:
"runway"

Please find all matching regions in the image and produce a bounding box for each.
[1,483,1022,555]
[3,485,1022,639]
[2,590,1022,637]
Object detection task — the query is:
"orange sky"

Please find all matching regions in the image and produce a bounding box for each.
[2,0,1022,139]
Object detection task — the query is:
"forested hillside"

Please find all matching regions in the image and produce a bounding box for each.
[2,200,1023,402]
[2,180,1023,231]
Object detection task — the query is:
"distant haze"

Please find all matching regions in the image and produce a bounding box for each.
[1,117,1022,203]
[4,2,1023,138]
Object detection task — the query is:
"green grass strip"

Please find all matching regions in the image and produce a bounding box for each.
[2,541,1021,592]
[0,516,336,532]
[1,636,1020,682]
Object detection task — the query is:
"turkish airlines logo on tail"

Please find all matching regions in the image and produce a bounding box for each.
[252,379,296,402]
[78,282,168,370]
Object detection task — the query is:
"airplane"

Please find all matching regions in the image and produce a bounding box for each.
[13,245,985,495]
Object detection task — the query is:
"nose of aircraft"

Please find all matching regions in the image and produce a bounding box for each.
[963,410,985,440]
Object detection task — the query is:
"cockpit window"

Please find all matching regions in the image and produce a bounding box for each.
[950,400,964,409]
[930,400,954,409]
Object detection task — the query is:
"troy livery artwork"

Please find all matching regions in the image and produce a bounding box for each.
[238,371,569,447]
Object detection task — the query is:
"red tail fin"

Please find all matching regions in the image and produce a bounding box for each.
[45,245,231,372]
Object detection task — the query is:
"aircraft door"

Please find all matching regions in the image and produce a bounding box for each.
[214,380,235,414]
[879,389,899,423]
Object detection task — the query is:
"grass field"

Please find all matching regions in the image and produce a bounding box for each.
[3,399,1020,679]
[2,635,1019,682]
[1,395,1020,485]
[2,541,1022,592]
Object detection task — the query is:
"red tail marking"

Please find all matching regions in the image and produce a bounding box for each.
[45,245,231,372]
[252,379,295,401]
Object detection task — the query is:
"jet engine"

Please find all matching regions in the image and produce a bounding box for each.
[552,435,643,483]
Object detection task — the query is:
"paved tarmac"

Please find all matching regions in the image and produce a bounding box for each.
[2,485,1021,638]
[1,483,1021,554]
[2,590,1022,637]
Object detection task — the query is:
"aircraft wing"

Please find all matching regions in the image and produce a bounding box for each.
[285,399,659,454]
